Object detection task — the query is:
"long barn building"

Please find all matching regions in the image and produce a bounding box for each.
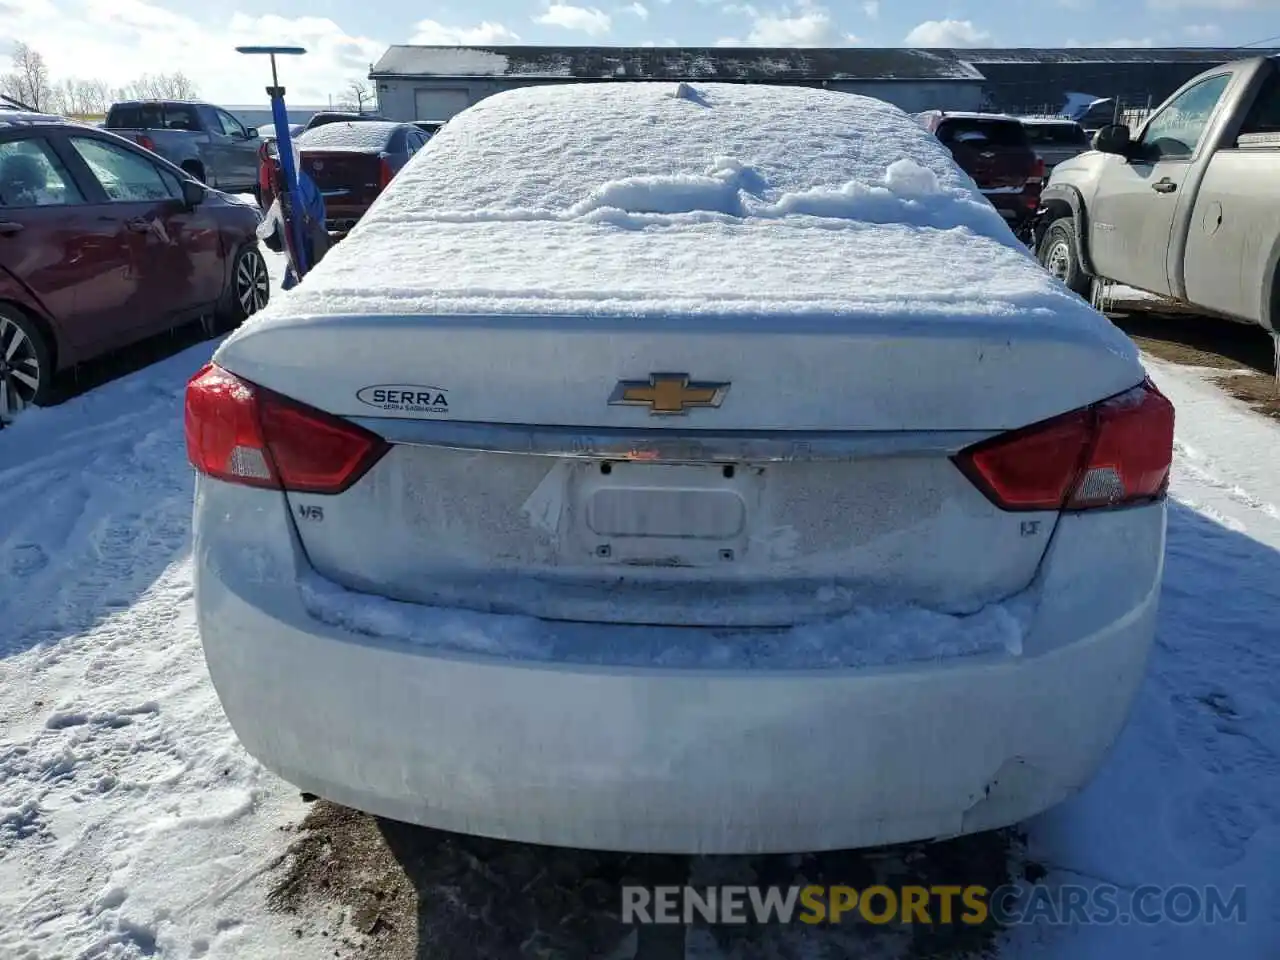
[369,45,1277,123]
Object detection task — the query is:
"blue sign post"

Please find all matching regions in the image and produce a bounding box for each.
[235,45,310,279]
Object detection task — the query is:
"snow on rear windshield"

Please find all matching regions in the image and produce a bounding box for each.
[296,122,398,152]
[365,82,988,221]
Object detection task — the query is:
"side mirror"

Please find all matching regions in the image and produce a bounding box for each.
[245,127,258,140]
[1092,124,1132,157]
[181,178,206,208]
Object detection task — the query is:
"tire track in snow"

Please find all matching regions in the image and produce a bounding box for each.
[1009,360,1280,959]
[0,341,305,960]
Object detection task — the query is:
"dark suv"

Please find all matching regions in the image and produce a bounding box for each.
[918,111,1043,233]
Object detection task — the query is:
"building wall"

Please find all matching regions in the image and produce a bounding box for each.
[374,77,983,122]
[975,61,1217,114]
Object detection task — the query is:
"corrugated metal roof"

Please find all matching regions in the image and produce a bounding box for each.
[964,47,1280,65]
[370,45,985,82]
[370,46,1280,84]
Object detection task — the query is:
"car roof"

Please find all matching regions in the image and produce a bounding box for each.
[932,111,1022,123]
[0,110,72,128]
[111,99,212,107]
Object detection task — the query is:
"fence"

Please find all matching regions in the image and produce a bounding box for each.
[1001,99,1154,129]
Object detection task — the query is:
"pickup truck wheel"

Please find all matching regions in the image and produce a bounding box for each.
[0,305,54,423]
[214,244,271,332]
[1038,218,1091,297]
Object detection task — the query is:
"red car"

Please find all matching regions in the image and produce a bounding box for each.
[917,111,1044,233]
[0,113,268,421]
[257,121,429,236]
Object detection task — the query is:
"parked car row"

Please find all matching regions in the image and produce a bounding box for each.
[0,111,268,421]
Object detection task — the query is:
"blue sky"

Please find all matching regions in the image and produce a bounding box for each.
[3,0,1278,103]
[272,0,1278,49]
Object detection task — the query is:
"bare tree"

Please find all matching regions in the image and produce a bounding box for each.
[336,79,375,114]
[1,41,55,112]
[116,71,199,101]
[58,78,111,116]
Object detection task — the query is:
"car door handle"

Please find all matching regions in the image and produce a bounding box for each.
[0,221,24,236]
[1152,179,1177,194]
[125,217,153,233]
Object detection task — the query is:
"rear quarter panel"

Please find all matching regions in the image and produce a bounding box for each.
[1182,147,1280,327]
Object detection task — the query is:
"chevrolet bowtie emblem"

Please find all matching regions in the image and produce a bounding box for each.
[608,374,730,415]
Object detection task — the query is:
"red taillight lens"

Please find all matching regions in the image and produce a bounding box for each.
[1033,157,1046,179]
[378,156,394,189]
[185,364,388,495]
[136,135,156,152]
[953,380,1174,512]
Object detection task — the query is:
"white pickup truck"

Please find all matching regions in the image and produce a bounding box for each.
[1034,55,1280,341]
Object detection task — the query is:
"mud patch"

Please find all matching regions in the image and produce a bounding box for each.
[1110,311,1280,421]
[268,800,1019,960]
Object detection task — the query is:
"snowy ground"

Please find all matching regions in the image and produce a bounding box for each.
[0,261,1277,957]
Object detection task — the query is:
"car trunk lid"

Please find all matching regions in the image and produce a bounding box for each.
[214,310,1144,627]
[299,150,383,207]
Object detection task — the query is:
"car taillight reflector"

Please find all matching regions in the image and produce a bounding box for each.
[953,379,1174,512]
[185,364,388,494]
[136,135,156,152]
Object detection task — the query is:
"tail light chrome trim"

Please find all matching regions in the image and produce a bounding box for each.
[346,417,997,462]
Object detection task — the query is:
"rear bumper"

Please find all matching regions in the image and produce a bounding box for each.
[322,201,372,235]
[983,187,1041,225]
[194,480,1164,853]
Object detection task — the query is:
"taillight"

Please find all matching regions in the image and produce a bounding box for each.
[953,380,1174,512]
[136,135,156,152]
[378,156,394,189]
[1033,156,1046,179]
[185,364,388,495]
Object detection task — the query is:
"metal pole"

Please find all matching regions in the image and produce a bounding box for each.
[236,46,310,278]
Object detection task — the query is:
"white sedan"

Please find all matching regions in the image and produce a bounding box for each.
[185,81,1173,854]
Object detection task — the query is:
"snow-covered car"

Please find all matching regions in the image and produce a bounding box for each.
[185,81,1174,854]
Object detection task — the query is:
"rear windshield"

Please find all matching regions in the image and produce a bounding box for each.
[106,103,199,131]
[936,119,1028,148]
[1022,122,1089,146]
[1240,70,1280,135]
[296,122,398,152]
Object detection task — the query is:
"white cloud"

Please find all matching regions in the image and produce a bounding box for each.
[0,0,385,104]
[1183,23,1224,40]
[1099,36,1157,46]
[903,18,992,47]
[718,4,855,45]
[623,2,650,19]
[408,20,521,44]
[533,3,613,34]
[862,1,880,18]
